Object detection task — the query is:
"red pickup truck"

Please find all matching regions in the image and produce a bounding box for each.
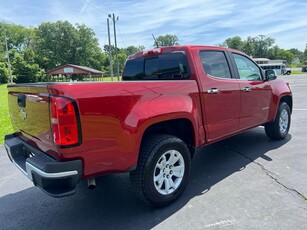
[4,45,292,206]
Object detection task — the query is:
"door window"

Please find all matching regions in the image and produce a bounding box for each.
[199,51,232,79]
[232,53,262,81]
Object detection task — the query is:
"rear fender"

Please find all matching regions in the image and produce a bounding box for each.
[128,95,202,158]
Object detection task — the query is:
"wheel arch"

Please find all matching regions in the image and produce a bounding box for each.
[268,94,293,122]
[140,118,196,158]
[279,95,293,114]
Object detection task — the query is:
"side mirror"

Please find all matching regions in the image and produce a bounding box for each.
[265,69,277,81]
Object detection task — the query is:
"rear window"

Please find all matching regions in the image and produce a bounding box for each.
[122,52,190,80]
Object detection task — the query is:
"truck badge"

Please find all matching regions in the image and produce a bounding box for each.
[19,109,27,120]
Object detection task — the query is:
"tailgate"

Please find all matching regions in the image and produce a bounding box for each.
[7,84,53,147]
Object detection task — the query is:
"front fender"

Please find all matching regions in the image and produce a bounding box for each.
[267,78,292,122]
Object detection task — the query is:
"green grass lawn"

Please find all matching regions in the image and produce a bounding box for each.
[291,70,304,75]
[0,84,13,144]
[102,76,121,81]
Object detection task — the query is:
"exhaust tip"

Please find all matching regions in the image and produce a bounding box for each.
[87,178,96,190]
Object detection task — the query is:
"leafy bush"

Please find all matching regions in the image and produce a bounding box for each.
[0,62,8,84]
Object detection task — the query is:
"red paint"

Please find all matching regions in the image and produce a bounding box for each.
[7,45,292,178]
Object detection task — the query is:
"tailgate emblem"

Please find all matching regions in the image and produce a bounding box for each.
[19,109,27,120]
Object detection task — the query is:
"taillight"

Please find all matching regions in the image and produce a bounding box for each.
[50,96,80,146]
[143,48,162,56]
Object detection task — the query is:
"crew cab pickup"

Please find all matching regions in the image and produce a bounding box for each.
[4,45,292,206]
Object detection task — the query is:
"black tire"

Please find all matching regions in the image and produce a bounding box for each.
[130,134,191,207]
[265,102,291,140]
[287,71,291,75]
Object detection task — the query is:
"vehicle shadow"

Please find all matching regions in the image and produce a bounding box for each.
[0,127,291,230]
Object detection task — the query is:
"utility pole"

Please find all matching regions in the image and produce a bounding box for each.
[111,13,120,81]
[107,17,114,81]
[4,29,13,84]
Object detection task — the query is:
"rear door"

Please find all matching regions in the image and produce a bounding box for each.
[194,49,241,142]
[229,53,272,130]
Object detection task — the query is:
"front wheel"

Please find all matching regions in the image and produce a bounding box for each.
[265,102,291,140]
[130,134,191,207]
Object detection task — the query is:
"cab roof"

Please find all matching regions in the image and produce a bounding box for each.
[128,45,245,59]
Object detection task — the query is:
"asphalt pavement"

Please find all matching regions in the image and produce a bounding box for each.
[0,74,307,230]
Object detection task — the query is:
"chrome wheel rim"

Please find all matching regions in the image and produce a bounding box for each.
[153,150,185,195]
[279,109,289,135]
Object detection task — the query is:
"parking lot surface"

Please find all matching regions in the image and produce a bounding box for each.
[1,74,307,229]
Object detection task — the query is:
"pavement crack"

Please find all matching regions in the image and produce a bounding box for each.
[223,144,307,202]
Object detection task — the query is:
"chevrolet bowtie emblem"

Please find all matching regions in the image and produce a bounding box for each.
[19,109,27,120]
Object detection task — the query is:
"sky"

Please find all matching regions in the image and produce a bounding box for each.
[1,0,307,51]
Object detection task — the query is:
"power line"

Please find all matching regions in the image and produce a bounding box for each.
[103,35,108,45]
[81,0,108,15]
[116,24,126,49]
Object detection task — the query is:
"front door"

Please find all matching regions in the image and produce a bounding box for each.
[230,53,272,130]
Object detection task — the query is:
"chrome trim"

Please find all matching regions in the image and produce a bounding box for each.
[5,142,78,182]
[25,162,78,181]
[9,157,78,181]
[207,88,220,94]
[12,159,29,178]
[243,87,252,92]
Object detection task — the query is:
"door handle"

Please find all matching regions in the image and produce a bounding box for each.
[207,88,220,94]
[243,87,252,92]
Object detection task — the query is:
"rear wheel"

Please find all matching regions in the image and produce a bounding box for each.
[130,134,191,207]
[265,102,291,140]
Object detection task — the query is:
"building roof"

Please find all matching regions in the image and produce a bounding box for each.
[47,64,103,75]
[252,58,270,61]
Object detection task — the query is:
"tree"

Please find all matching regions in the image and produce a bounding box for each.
[242,36,255,56]
[35,21,78,70]
[276,49,294,64]
[117,53,127,74]
[103,44,118,56]
[222,35,276,58]
[303,44,307,62]
[267,45,280,60]
[12,52,44,83]
[224,36,244,51]
[0,62,8,83]
[288,48,303,57]
[0,22,37,83]
[74,24,104,70]
[35,21,104,71]
[287,48,303,63]
[252,35,275,58]
[124,45,145,56]
[221,35,279,57]
[153,34,179,47]
[0,22,35,52]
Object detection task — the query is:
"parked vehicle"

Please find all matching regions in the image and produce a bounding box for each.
[4,45,292,206]
[259,63,291,75]
[283,68,291,75]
